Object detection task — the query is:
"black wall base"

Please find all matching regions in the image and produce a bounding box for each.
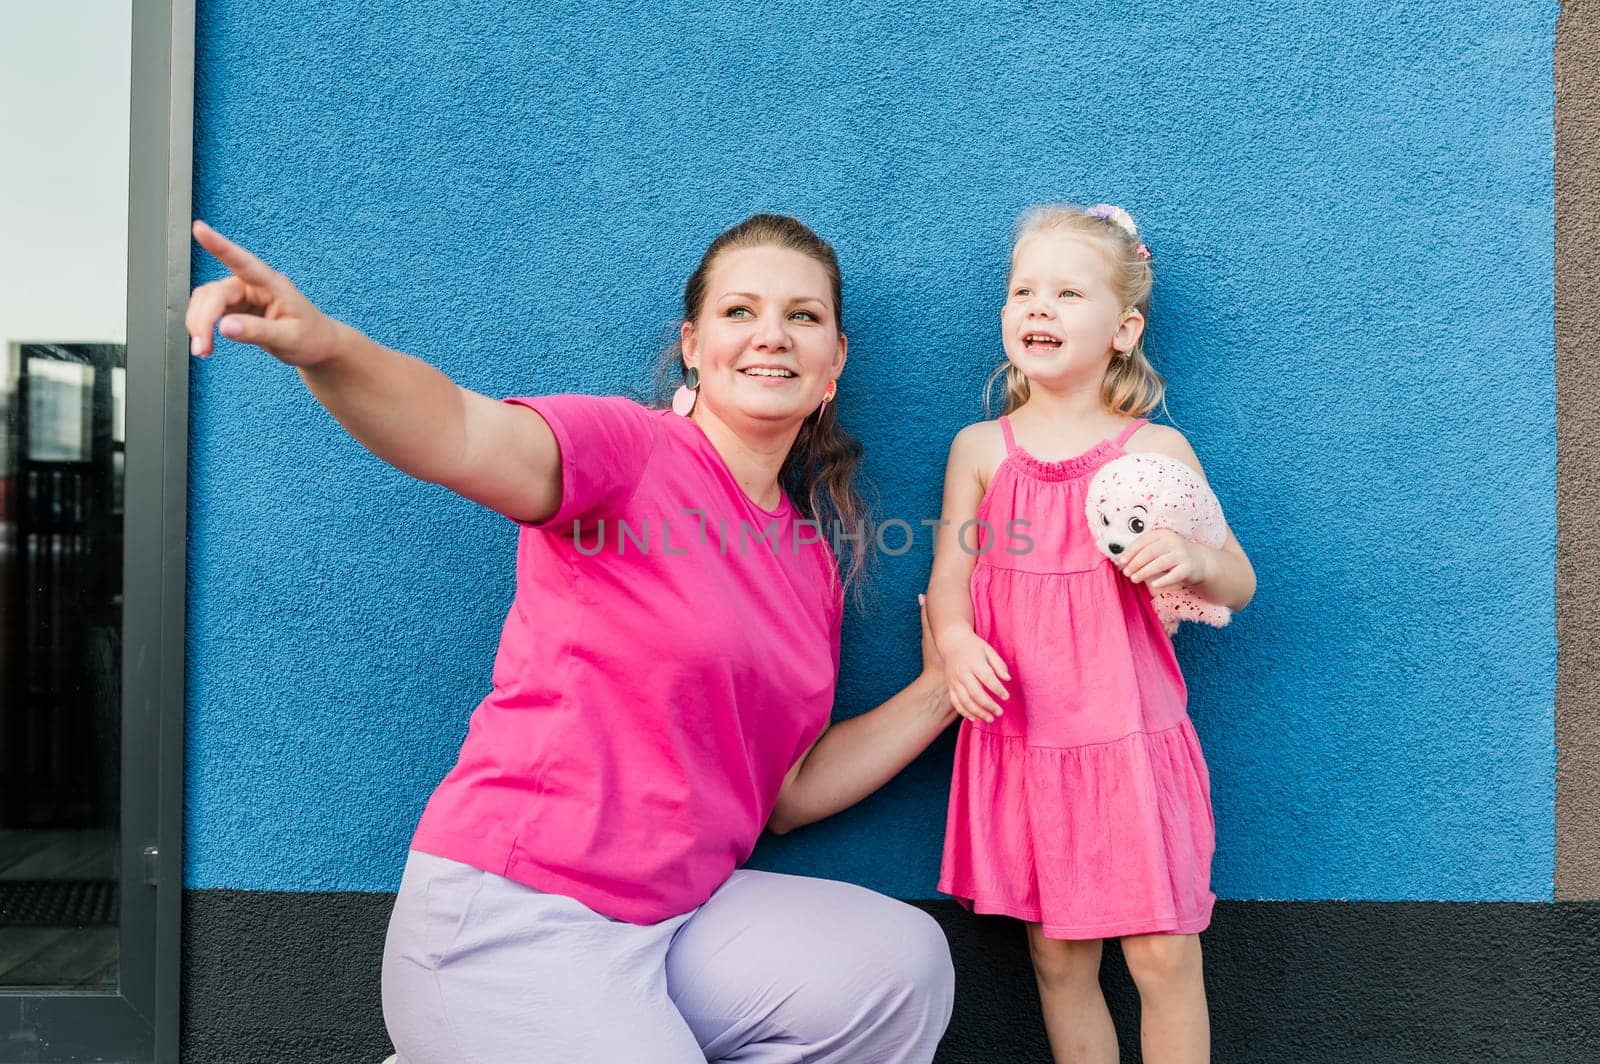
[183,892,1600,1063]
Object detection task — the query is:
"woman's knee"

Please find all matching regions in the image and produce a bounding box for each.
[671,876,953,1060]
[833,895,953,1013]
[864,902,956,1057]
[820,892,954,1039]
[898,905,957,1009]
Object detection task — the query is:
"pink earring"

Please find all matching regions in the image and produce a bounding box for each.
[818,380,838,417]
[672,366,700,417]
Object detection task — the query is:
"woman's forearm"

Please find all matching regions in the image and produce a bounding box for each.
[768,672,955,834]
[298,324,560,520]
[299,323,477,485]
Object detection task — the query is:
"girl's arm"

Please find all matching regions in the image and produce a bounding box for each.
[925,425,985,650]
[768,600,956,834]
[1189,527,1255,611]
[1124,425,1257,611]
[185,222,562,524]
[925,424,1012,722]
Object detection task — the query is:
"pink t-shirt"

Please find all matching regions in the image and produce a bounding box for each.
[410,394,842,924]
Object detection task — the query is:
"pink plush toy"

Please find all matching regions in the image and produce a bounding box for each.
[1085,452,1231,634]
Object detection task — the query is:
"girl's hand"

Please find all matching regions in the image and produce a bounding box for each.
[1119,528,1213,591]
[185,221,344,366]
[939,627,1012,724]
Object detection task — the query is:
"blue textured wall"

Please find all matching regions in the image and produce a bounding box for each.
[188,0,1557,900]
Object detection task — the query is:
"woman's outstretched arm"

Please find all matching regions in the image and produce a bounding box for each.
[767,598,956,834]
[185,221,562,523]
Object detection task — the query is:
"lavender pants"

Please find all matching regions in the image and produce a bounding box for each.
[381,850,955,1063]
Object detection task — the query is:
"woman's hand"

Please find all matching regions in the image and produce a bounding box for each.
[185,221,345,366]
[938,626,1011,725]
[1119,528,1214,590]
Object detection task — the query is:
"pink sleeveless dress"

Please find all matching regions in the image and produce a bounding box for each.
[938,416,1216,939]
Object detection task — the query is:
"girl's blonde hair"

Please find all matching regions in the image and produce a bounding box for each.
[987,204,1166,418]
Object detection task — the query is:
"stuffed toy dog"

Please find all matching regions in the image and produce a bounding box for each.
[1086,453,1230,634]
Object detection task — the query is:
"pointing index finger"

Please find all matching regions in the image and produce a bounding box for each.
[192,220,279,287]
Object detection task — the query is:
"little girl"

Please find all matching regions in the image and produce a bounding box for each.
[927,204,1256,1064]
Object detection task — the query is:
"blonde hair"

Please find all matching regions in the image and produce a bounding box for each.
[987,203,1166,419]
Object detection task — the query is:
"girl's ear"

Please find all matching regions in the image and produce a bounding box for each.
[1114,308,1146,355]
[833,331,848,375]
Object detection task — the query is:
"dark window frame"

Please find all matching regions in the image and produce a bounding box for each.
[2,1,191,1060]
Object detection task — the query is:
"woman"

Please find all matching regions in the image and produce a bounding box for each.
[186,214,959,1063]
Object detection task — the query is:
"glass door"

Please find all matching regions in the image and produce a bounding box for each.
[1,343,125,990]
[0,2,189,1060]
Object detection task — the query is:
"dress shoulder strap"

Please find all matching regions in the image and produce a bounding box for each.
[999,416,1017,453]
[1113,418,1150,448]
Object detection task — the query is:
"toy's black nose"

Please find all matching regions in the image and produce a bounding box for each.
[1109,542,1124,555]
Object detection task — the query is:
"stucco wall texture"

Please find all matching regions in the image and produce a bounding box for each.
[187,1,1560,901]
[1556,0,1599,901]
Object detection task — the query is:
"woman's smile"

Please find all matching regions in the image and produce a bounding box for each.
[738,363,800,381]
